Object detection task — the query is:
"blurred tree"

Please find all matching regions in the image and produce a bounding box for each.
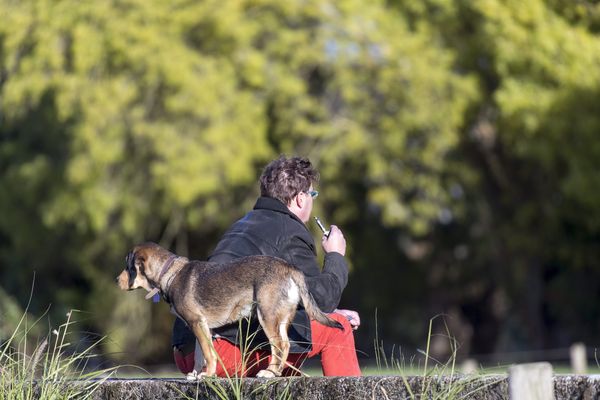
[243,0,479,356]
[0,0,476,363]
[1,0,599,367]
[387,0,600,358]
[0,0,272,361]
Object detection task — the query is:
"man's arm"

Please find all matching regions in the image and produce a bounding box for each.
[283,226,349,312]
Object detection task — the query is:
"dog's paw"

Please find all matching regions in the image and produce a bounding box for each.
[256,369,278,378]
[186,370,199,381]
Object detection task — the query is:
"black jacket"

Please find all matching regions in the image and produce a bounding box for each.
[172,196,349,353]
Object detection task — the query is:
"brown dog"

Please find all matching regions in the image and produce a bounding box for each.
[116,242,342,378]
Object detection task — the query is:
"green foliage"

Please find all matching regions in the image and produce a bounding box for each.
[1,0,272,361]
[1,0,599,366]
[0,0,476,362]
[384,0,600,355]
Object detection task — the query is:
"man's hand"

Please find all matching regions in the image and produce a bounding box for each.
[322,225,346,256]
[334,309,360,330]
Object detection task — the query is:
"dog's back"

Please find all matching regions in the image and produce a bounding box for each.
[170,255,342,330]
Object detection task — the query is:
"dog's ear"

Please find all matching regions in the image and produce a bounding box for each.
[125,251,137,287]
[133,250,147,273]
[137,256,146,276]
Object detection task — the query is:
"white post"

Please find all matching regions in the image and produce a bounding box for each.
[461,358,478,374]
[570,342,587,374]
[508,362,554,400]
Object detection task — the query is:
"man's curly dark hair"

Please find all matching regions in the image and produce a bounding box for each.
[259,156,319,205]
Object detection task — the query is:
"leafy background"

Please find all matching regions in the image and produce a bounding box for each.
[1,0,599,367]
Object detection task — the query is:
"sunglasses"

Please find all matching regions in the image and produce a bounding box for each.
[305,190,319,199]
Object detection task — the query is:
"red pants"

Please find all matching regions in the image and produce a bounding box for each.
[174,313,361,377]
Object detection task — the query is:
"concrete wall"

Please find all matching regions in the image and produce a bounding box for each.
[70,375,600,400]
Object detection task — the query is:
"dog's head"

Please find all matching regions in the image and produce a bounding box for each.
[116,242,167,291]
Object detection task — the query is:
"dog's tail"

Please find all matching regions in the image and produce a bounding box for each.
[291,272,344,330]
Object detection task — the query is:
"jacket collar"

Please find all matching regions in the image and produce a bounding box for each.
[253,196,306,227]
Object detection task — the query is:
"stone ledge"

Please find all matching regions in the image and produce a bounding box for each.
[67,375,600,399]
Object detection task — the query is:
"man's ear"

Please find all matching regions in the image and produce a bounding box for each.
[296,193,307,208]
[290,193,302,208]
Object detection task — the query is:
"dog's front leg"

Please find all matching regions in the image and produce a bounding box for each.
[185,339,207,381]
[188,320,215,380]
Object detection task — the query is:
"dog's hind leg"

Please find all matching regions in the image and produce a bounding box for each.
[255,303,295,378]
[255,307,281,378]
[274,310,292,374]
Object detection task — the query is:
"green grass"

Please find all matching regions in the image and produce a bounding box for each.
[6,301,593,400]
[0,309,117,400]
[368,316,504,399]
